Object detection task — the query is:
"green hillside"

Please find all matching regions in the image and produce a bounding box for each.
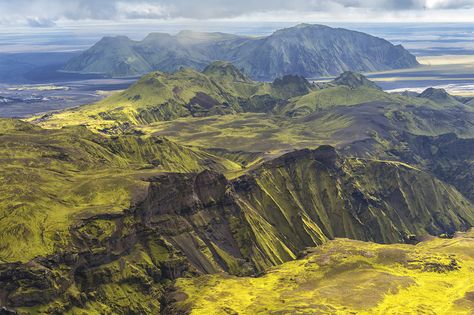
[3,62,474,315]
[173,231,474,315]
[0,118,240,263]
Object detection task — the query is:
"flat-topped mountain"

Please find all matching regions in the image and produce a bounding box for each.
[63,24,419,80]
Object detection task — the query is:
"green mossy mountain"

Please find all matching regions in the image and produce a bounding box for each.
[332,71,382,90]
[35,66,450,131]
[63,24,419,80]
[3,62,474,314]
[141,146,474,274]
[34,63,315,129]
[418,87,464,107]
[33,67,474,204]
[1,145,473,314]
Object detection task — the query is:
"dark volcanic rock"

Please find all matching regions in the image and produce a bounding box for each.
[143,170,229,217]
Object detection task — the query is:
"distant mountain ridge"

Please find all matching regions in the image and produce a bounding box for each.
[63,24,419,80]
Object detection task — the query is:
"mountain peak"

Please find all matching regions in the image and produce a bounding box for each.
[419,87,449,98]
[332,71,380,89]
[271,75,313,98]
[202,61,250,82]
[143,32,173,41]
[418,87,461,105]
[294,23,329,29]
[96,35,131,44]
[272,23,331,36]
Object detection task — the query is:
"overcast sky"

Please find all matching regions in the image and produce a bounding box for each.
[1,0,474,27]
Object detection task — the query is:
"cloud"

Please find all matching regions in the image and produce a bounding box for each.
[26,17,57,28]
[0,0,473,25]
[425,0,474,8]
[115,2,173,19]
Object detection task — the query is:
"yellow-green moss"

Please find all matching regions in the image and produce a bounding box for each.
[176,231,474,315]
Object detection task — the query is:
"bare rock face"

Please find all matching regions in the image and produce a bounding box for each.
[142,170,229,218]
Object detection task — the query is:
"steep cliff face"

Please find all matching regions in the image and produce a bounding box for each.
[386,133,474,202]
[136,146,474,275]
[1,146,473,314]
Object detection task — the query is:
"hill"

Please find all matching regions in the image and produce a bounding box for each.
[33,62,319,129]
[32,68,474,205]
[35,66,455,132]
[0,118,240,263]
[418,87,464,107]
[3,65,474,315]
[63,24,419,80]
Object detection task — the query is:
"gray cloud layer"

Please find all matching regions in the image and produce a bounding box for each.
[1,0,473,25]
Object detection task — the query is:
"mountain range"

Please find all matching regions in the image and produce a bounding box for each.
[63,24,419,80]
[1,59,474,314]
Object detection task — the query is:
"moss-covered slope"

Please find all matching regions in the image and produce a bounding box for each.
[0,118,240,263]
[172,230,474,315]
[1,146,473,314]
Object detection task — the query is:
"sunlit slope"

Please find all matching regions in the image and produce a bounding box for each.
[35,67,468,138]
[140,95,474,153]
[173,230,474,315]
[0,118,240,263]
[35,63,325,131]
[34,68,245,130]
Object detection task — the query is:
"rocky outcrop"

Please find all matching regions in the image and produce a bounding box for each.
[0,213,193,314]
